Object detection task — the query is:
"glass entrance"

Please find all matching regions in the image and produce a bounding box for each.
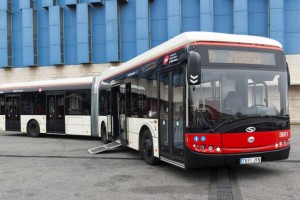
[159,68,184,163]
[5,95,20,131]
[47,94,65,133]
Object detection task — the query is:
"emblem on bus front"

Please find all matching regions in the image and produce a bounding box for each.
[248,136,255,144]
[246,126,256,133]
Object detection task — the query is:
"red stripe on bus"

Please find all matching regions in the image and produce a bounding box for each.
[192,41,282,50]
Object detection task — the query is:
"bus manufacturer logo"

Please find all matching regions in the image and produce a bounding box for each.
[246,127,256,133]
[248,136,255,144]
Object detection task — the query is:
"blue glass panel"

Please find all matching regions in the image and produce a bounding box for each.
[200,0,214,31]
[42,0,55,8]
[19,0,34,9]
[77,3,91,63]
[167,0,180,39]
[233,0,248,34]
[136,0,149,54]
[89,0,104,6]
[105,0,119,62]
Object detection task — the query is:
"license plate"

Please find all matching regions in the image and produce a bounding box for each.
[240,157,261,165]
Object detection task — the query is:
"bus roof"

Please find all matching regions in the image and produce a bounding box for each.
[100,31,282,81]
[0,76,94,91]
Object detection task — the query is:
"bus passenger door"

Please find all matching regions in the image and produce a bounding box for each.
[111,85,126,142]
[5,95,20,131]
[47,94,65,134]
[159,68,185,167]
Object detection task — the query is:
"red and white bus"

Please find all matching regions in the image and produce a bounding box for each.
[0,77,97,137]
[0,32,290,168]
[98,32,290,168]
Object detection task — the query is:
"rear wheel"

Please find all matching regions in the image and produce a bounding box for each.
[27,120,40,137]
[101,124,108,144]
[141,130,159,165]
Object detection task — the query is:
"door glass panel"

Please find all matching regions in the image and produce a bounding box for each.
[5,97,13,130]
[172,69,184,152]
[56,95,65,133]
[5,96,20,131]
[47,96,55,132]
[159,72,169,152]
[13,97,20,130]
[47,95,65,133]
[119,85,126,140]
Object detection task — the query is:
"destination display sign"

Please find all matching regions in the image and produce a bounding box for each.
[208,50,276,66]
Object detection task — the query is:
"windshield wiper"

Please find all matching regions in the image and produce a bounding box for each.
[251,115,289,120]
[208,115,289,132]
[209,116,242,132]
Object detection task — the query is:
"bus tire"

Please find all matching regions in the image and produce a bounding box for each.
[27,120,40,137]
[101,124,108,144]
[141,130,159,165]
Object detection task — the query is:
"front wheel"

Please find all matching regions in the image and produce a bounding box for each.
[27,120,40,137]
[141,130,160,165]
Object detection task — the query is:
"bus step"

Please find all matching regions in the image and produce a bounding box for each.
[88,141,122,154]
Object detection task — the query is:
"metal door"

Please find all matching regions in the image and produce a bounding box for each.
[159,68,185,165]
[46,94,65,133]
[5,95,20,131]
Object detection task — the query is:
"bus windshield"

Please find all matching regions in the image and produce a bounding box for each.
[187,68,289,130]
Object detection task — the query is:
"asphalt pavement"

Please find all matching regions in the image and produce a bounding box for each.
[0,126,299,200]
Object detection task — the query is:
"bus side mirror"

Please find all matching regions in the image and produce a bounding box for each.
[187,51,201,85]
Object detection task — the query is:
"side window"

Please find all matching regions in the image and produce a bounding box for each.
[66,93,82,115]
[130,77,139,117]
[99,90,107,115]
[0,96,4,115]
[34,94,46,115]
[66,90,91,115]
[82,91,91,115]
[139,73,158,118]
[22,94,34,115]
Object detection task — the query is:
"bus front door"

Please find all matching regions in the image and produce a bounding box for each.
[5,95,20,131]
[159,68,185,167]
[111,84,127,143]
[46,94,65,134]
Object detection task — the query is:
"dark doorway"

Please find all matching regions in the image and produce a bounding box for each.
[5,95,21,131]
[111,84,127,141]
[46,94,65,133]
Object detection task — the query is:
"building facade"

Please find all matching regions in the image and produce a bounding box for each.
[0,0,299,122]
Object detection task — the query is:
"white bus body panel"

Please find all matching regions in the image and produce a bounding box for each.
[21,115,47,133]
[0,115,5,131]
[98,116,159,157]
[65,116,91,136]
[126,117,159,157]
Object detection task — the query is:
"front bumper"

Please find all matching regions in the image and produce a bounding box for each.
[185,146,290,168]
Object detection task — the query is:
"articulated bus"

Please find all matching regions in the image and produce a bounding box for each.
[0,77,96,137]
[0,32,290,168]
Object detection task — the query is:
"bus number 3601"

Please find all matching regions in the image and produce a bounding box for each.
[279,131,289,138]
